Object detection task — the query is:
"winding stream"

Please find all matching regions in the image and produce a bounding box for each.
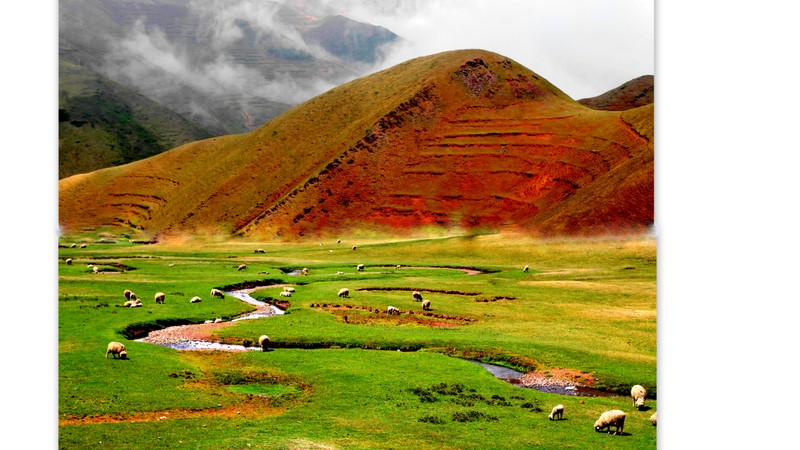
[137,287,622,397]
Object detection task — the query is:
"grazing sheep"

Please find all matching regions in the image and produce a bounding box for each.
[523,265,529,272]
[631,385,647,410]
[412,291,423,302]
[357,264,364,271]
[254,249,265,254]
[338,288,350,298]
[168,263,176,267]
[548,404,564,421]
[352,246,357,251]
[387,305,400,315]
[123,289,133,300]
[422,299,431,311]
[65,258,73,265]
[594,410,626,435]
[650,412,657,426]
[70,243,77,248]
[237,264,247,271]
[214,318,222,323]
[210,288,225,299]
[301,268,309,276]
[279,291,292,298]
[283,287,296,293]
[336,271,344,275]
[106,342,127,359]
[154,292,165,304]
[258,335,270,351]
[80,244,87,248]
[204,320,214,324]
[190,296,202,303]
[337,239,341,244]
[92,265,99,274]
[396,265,401,269]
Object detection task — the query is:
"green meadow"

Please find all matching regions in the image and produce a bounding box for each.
[58,233,656,449]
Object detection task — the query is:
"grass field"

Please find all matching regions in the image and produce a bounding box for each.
[58,232,656,449]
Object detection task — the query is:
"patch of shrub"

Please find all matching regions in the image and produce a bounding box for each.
[408,387,439,403]
[168,369,195,379]
[452,410,499,423]
[430,383,465,396]
[418,415,445,424]
[520,400,543,412]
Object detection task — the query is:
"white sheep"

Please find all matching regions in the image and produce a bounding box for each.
[123,289,133,300]
[523,265,529,272]
[283,287,296,293]
[204,320,214,324]
[80,244,87,248]
[301,267,309,276]
[123,300,136,308]
[154,292,165,304]
[237,264,247,271]
[190,296,202,303]
[258,335,270,351]
[129,301,142,308]
[129,293,137,302]
[338,288,350,298]
[65,258,73,265]
[92,265,99,274]
[168,263,176,267]
[357,264,364,271]
[594,410,626,435]
[279,291,292,297]
[70,243,77,248]
[106,342,127,359]
[548,404,564,421]
[336,271,344,275]
[396,265,401,269]
[422,299,431,310]
[387,305,400,315]
[650,412,657,426]
[214,318,222,323]
[210,289,225,299]
[631,385,647,410]
[254,249,265,254]
[412,291,423,302]
[352,246,357,251]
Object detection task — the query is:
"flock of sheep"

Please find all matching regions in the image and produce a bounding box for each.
[96,248,657,436]
[542,384,655,435]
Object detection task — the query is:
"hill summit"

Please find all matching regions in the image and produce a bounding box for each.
[59,49,653,239]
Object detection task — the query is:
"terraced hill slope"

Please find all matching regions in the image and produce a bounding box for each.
[578,75,654,111]
[59,49,653,239]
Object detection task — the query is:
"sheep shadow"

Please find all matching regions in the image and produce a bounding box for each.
[636,405,653,412]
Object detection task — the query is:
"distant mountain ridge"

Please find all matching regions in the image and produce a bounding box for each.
[59,50,654,239]
[578,75,654,111]
[58,0,401,178]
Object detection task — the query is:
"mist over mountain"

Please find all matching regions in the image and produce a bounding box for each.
[58,0,403,178]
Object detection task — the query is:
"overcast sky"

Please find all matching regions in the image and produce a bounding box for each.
[321,0,655,99]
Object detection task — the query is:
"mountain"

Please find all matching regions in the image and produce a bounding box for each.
[59,56,213,179]
[58,50,653,239]
[578,75,654,111]
[58,0,403,178]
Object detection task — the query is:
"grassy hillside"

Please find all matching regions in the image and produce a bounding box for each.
[59,49,653,240]
[58,233,656,449]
